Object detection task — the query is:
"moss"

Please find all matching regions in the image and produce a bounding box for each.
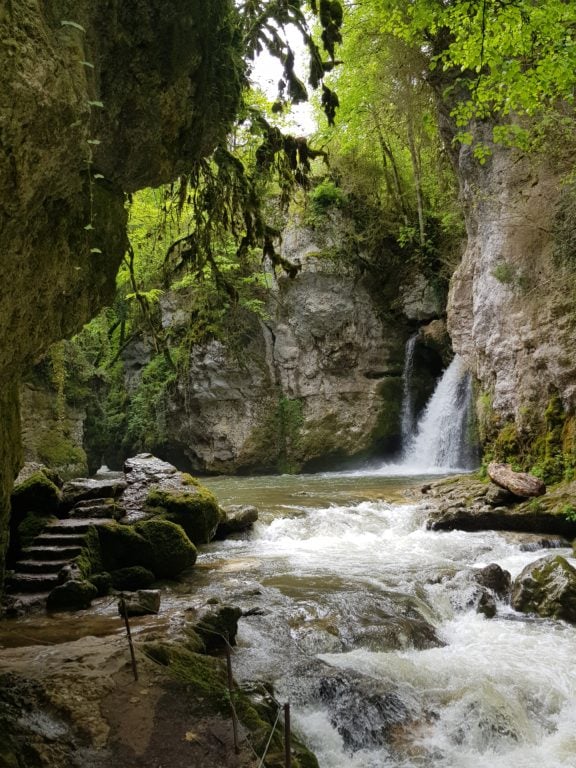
[135,518,197,578]
[277,397,304,474]
[110,565,155,591]
[146,479,223,545]
[90,571,112,596]
[75,525,103,579]
[11,471,61,515]
[17,513,56,550]
[36,432,87,477]
[96,522,153,572]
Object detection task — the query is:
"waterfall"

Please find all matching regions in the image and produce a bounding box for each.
[401,354,477,472]
[399,334,418,445]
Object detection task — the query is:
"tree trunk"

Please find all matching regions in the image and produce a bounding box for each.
[487,462,546,498]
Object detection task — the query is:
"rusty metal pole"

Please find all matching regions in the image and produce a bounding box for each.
[120,597,139,682]
[284,702,291,768]
[225,644,240,754]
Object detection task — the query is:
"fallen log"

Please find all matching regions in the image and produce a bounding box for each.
[487,462,546,498]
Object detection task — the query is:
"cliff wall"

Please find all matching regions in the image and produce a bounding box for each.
[0,0,243,584]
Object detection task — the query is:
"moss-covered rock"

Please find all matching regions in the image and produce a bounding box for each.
[146,476,223,545]
[96,522,153,573]
[89,571,112,597]
[10,471,62,515]
[512,555,576,622]
[135,518,197,578]
[17,512,57,551]
[110,565,155,591]
[46,579,98,612]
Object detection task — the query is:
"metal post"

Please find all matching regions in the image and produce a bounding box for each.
[226,644,240,754]
[284,702,291,768]
[119,597,139,682]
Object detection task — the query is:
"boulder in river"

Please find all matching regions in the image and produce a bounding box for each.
[512,555,576,622]
[119,589,161,616]
[214,504,259,539]
[487,462,546,498]
[189,605,243,652]
[46,579,98,611]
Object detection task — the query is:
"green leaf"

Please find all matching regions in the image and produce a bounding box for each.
[87,139,101,145]
[61,20,86,32]
[93,173,105,179]
[81,61,95,69]
[87,100,104,109]
[84,223,95,231]
[90,247,103,254]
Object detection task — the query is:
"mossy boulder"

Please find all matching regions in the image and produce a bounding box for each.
[512,555,576,622]
[96,522,154,573]
[90,572,112,597]
[146,475,223,545]
[10,471,62,515]
[46,580,98,612]
[119,590,161,616]
[135,518,197,578]
[111,566,155,591]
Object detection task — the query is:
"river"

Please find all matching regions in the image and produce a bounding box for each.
[196,471,576,768]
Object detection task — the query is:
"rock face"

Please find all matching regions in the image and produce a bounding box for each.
[148,240,444,474]
[447,137,576,426]
[0,0,243,586]
[512,555,576,623]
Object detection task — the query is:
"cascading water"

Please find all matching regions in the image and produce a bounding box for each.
[400,334,418,446]
[372,350,478,476]
[401,354,477,472]
[197,473,576,768]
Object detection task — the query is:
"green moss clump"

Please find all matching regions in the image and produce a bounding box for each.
[96,522,153,572]
[110,565,155,591]
[46,580,98,612]
[36,433,87,477]
[74,525,103,579]
[17,513,56,550]
[11,471,62,514]
[146,479,222,545]
[135,518,197,578]
[90,572,112,596]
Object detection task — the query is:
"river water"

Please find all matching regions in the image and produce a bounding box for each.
[197,472,576,768]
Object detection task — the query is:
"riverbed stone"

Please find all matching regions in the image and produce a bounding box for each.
[46,579,98,612]
[110,565,155,591]
[119,589,161,616]
[472,563,511,599]
[135,518,197,578]
[512,555,576,622]
[214,504,259,539]
[189,605,243,651]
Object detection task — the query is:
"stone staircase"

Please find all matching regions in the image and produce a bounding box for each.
[6,498,120,607]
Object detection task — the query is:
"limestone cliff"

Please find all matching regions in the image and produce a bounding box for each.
[0,0,243,585]
[447,136,576,465]
[115,225,445,474]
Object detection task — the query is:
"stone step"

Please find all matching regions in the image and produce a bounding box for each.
[47,518,115,534]
[22,545,83,561]
[69,502,123,519]
[35,533,87,547]
[7,572,61,592]
[16,559,70,574]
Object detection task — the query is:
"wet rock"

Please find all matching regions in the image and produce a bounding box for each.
[120,453,179,519]
[90,572,112,597]
[62,477,127,509]
[189,605,243,652]
[427,502,576,537]
[46,580,98,612]
[57,562,82,584]
[476,590,497,618]
[318,672,411,751]
[485,484,517,507]
[488,462,546,498]
[512,555,576,622]
[472,563,511,599]
[214,504,259,539]
[119,589,160,616]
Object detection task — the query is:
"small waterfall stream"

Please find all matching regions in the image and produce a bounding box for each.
[400,334,418,446]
